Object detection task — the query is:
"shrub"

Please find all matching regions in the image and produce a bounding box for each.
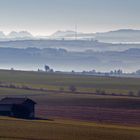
[22,85,30,90]
[100,90,106,95]
[128,91,135,97]
[8,84,17,88]
[137,90,140,97]
[69,85,77,92]
[59,87,64,92]
[95,89,101,94]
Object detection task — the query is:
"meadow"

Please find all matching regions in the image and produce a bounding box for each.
[0,70,140,95]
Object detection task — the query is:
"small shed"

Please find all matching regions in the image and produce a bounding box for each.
[0,97,36,118]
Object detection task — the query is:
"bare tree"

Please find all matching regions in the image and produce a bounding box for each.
[44,65,50,72]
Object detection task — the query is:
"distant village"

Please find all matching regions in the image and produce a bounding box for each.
[36,65,140,78]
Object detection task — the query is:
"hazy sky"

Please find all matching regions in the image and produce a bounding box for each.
[0,0,140,35]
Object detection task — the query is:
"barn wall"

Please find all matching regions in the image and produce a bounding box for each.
[23,101,35,118]
[0,104,12,116]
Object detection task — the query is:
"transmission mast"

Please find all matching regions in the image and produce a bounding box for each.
[75,24,77,40]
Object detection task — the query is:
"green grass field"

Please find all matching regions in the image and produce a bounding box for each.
[0,117,140,140]
[0,70,140,95]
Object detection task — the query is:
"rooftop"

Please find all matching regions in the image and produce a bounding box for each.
[0,97,36,105]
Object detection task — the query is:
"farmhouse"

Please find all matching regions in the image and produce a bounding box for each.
[0,97,36,118]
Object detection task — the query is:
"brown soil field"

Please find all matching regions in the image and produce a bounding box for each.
[25,93,140,126]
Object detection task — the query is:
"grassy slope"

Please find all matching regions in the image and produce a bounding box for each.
[0,70,140,94]
[0,117,140,140]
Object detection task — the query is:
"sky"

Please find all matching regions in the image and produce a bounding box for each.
[0,0,140,35]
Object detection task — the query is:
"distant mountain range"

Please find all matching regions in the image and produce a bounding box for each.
[50,29,140,43]
[1,29,140,43]
[8,31,33,38]
[50,30,94,39]
[51,30,79,37]
[0,31,33,40]
[95,29,140,43]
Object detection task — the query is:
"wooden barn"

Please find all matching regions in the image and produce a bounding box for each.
[0,97,36,118]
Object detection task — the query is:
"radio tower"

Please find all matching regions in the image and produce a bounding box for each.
[75,24,77,40]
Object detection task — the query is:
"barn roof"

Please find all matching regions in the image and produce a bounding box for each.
[0,97,36,105]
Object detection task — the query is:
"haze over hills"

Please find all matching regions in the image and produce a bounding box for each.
[0,29,139,52]
[1,29,140,43]
[0,29,139,71]
[0,29,139,72]
[0,39,140,52]
[0,47,139,72]
[0,31,6,38]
